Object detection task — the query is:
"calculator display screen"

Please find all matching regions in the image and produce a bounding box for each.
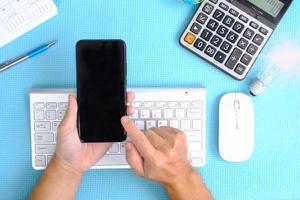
[247,0,284,17]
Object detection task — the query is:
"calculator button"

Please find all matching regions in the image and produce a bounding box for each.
[223,15,235,28]
[237,38,249,50]
[209,0,218,4]
[220,41,232,53]
[193,38,207,51]
[213,9,225,21]
[204,45,217,57]
[241,54,252,65]
[200,29,213,41]
[206,19,219,31]
[232,21,245,33]
[250,21,259,29]
[225,48,243,69]
[202,3,214,15]
[184,32,196,44]
[219,2,229,11]
[214,51,226,63]
[247,44,258,55]
[243,28,255,40]
[211,35,223,47]
[259,27,268,35]
[239,14,249,23]
[190,23,202,34]
[253,33,264,46]
[234,64,246,75]
[229,8,239,17]
[216,25,229,37]
[226,31,239,44]
[196,13,208,25]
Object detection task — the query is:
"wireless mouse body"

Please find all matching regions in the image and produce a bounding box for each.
[219,93,254,162]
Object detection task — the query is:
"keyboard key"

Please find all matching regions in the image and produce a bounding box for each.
[192,101,203,107]
[152,109,162,118]
[158,120,168,127]
[35,133,54,143]
[241,54,252,65]
[57,110,66,120]
[253,33,264,46]
[175,109,185,118]
[33,102,44,109]
[34,110,44,120]
[52,121,60,132]
[229,8,239,17]
[35,155,46,167]
[196,12,208,24]
[192,120,203,129]
[204,45,217,57]
[95,155,128,166]
[35,144,55,154]
[226,31,239,43]
[225,48,243,69]
[184,32,196,44]
[206,19,219,31]
[220,41,232,53]
[34,121,51,131]
[186,131,202,141]
[168,102,179,107]
[200,29,213,41]
[156,102,167,107]
[193,38,207,51]
[134,120,145,130]
[211,35,222,47]
[190,153,204,165]
[213,9,225,21]
[181,120,191,129]
[232,21,245,33]
[250,21,259,29]
[47,155,53,164]
[132,101,143,108]
[216,25,229,37]
[214,51,227,63]
[180,101,191,107]
[209,0,218,4]
[187,109,202,118]
[202,3,214,15]
[237,38,249,50]
[188,141,203,151]
[170,120,180,129]
[247,44,258,55]
[219,2,229,11]
[46,102,57,109]
[131,110,139,119]
[190,23,202,34]
[244,28,255,40]
[163,109,174,118]
[58,102,68,109]
[46,110,56,120]
[223,15,235,27]
[146,120,156,129]
[120,143,126,154]
[239,14,249,23]
[108,143,119,154]
[140,109,150,119]
[144,102,154,108]
[259,27,268,35]
[234,64,246,75]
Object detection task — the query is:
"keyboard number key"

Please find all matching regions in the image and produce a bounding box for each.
[181,120,191,130]
[158,120,168,127]
[200,29,213,41]
[146,120,156,129]
[211,35,222,47]
[184,32,196,44]
[193,39,207,51]
[152,109,162,119]
[140,109,150,119]
[164,109,174,118]
[170,120,180,129]
[46,110,56,120]
[220,41,232,53]
[226,31,239,43]
[134,120,145,130]
[206,19,219,31]
[223,15,235,27]
[57,110,66,120]
[213,9,225,21]
[175,109,185,118]
[232,21,245,33]
[204,45,216,57]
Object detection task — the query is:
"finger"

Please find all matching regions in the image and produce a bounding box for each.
[145,129,169,151]
[60,95,78,130]
[126,91,135,103]
[121,116,155,158]
[125,142,145,177]
[126,106,135,115]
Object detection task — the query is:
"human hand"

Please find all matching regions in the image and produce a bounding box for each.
[53,92,135,174]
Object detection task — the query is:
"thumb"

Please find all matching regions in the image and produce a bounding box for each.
[60,95,78,131]
[126,141,145,177]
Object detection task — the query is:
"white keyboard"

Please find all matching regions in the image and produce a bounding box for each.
[30,88,206,170]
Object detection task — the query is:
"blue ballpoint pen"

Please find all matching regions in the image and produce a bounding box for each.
[0,40,57,73]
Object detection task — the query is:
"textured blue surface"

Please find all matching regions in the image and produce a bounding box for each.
[0,1,300,199]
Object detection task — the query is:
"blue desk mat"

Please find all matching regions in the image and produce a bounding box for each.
[0,0,300,199]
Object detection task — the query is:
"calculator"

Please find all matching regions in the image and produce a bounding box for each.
[180,0,293,80]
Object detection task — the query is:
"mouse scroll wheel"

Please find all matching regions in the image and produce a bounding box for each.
[233,100,240,110]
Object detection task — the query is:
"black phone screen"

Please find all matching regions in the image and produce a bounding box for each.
[76,40,127,142]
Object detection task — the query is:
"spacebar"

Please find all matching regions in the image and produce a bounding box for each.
[95,155,128,166]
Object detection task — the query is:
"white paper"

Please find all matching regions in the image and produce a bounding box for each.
[0,0,57,47]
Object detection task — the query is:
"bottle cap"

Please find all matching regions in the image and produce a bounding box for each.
[250,78,267,96]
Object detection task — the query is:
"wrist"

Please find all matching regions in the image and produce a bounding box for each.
[50,155,84,179]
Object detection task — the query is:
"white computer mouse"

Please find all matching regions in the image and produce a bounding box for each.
[219,93,254,162]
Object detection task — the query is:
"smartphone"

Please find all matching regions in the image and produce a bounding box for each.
[76,40,127,142]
